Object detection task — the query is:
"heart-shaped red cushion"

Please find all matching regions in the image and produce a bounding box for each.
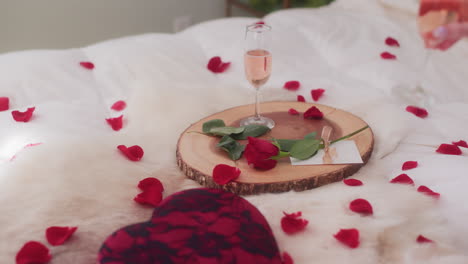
[98,188,282,264]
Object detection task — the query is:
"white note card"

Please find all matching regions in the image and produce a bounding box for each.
[290,140,363,166]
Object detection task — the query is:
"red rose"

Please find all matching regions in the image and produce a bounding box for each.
[244,137,279,170]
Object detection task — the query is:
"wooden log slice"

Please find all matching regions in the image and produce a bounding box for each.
[176,101,374,195]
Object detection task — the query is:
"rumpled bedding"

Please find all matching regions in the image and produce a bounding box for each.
[1,0,468,263]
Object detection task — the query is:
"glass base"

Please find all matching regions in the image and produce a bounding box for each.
[391,84,435,108]
[240,115,275,129]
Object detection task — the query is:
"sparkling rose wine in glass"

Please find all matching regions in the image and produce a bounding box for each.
[244,49,272,88]
[418,0,464,48]
[240,24,275,129]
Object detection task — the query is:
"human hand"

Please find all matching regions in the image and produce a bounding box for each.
[429,22,468,50]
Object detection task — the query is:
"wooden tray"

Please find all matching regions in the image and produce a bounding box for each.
[177,101,374,195]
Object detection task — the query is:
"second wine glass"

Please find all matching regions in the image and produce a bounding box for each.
[240,23,275,129]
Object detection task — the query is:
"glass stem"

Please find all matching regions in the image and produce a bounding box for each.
[255,87,260,119]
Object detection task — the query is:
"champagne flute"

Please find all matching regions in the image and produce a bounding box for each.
[393,0,463,107]
[240,23,275,129]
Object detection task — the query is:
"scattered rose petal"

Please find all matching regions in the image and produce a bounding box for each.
[212,164,241,185]
[134,188,163,207]
[0,97,9,111]
[417,185,440,199]
[406,106,428,118]
[288,108,300,115]
[16,241,51,264]
[390,173,414,185]
[106,115,123,131]
[343,179,363,186]
[385,37,400,47]
[255,21,265,25]
[349,199,373,215]
[402,161,418,171]
[334,228,360,248]
[282,252,294,264]
[80,61,94,70]
[207,56,230,73]
[311,88,325,101]
[281,211,308,235]
[417,235,434,243]
[111,100,127,111]
[12,107,35,122]
[381,51,397,60]
[117,145,144,161]
[436,144,462,155]
[297,95,305,102]
[303,106,323,120]
[284,81,301,91]
[46,226,78,246]
[244,137,279,170]
[452,140,468,148]
[138,177,164,192]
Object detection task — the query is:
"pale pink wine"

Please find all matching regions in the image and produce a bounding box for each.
[418,0,468,47]
[244,49,272,88]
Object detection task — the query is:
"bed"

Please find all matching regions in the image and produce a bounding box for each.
[1,0,468,263]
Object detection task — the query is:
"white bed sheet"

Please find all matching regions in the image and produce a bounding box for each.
[1,0,468,263]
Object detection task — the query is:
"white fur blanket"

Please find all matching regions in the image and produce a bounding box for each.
[1,1,468,263]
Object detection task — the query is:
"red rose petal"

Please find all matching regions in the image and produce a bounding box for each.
[45,226,78,246]
[334,228,360,248]
[402,161,418,171]
[79,61,94,70]
[284,81,301,91]
[134,188,163,207]
[303,106,323,120]
[281,211,308,235]
[16,241,51,264]
[343,179,363,186]
[436,143,462,155]
[390,173,414,185]
[297,95,305,102]
[452,140,468,148]
[385,37,400,47]
[111,100,127,111]
[311,88,325,101]
[255,21,265,25]
[417,185,440,199]
[381,51,397,60]
[212,164,241,185]
[406,106,428,118]
[417,235,434,243]
[349,199,373,215]
[0,97,9,111]
[288,108,300,115]
[138,177,164,192]
[12,107,35,122]
[117,145,144,161]
[282,252,294,264]
[106,115,123,131]
[207,56,230,73]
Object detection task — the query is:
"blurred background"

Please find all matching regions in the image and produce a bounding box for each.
[0,0,333,54]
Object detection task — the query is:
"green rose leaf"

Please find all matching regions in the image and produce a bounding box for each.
[217,135,245,160]
[275,132,317,151]
[210,126,245,136]
[304,132,317,139]
[202,119,226,134]
[232,124,270,140]
[289,138,320,160]
[275,139,299,152]
[217,135,236,148]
